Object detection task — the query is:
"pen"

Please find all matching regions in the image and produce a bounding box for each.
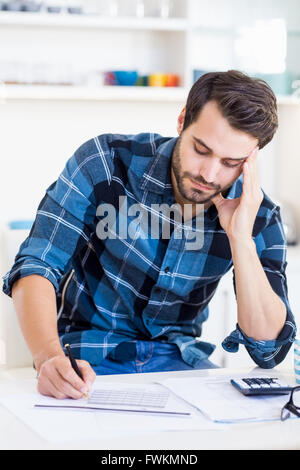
[65,343,89,399]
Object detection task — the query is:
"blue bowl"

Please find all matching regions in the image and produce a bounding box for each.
[113,70,138,86]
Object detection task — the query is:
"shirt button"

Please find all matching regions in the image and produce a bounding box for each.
[154,287,161,294]
[164,266,170,273]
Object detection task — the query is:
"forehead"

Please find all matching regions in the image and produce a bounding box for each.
[186,101,258,159]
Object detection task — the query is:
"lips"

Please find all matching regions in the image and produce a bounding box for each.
[190,178,214,191]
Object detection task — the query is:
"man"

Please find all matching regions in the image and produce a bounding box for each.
[3,70,296,399]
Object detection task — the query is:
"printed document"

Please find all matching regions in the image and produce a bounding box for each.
[34,381,191,416]
[158,375,293,423]
[0,378,223,443]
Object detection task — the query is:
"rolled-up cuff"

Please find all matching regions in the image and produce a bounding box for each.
[2,259,61,297]
[222,324,277,355]
[222,319,296,368]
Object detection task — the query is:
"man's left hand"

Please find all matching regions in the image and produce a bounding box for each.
[211,146,263,242]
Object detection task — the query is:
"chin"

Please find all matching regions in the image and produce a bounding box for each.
[182,191,212,205]
[189,187,220,204]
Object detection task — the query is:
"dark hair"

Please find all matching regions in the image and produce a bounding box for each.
[183,70,278,149]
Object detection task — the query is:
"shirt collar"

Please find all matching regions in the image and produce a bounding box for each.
[139,136,177,195]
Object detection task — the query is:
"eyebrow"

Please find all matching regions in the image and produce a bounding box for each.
[192,136,248,161]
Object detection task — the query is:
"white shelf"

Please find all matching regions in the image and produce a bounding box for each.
[1,85,299,105]
[0,84,188,102]
[0,11,188,31]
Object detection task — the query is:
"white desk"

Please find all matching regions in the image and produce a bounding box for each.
[0,366,299,450]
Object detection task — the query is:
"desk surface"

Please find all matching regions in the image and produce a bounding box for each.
[0,366,299,450]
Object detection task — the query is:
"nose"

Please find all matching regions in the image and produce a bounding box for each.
[200,158,220,185]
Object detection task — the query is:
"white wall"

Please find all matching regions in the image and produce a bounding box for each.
[0,98,184,228]
[276,104,300,236]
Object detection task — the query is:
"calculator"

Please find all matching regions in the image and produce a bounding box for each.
[230,377,294,396]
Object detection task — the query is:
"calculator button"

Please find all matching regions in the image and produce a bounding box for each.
[245,379,260,388]
[250,379,262,388]
[255,379,269,388]
[242,378,253,386]
[263,378,273,384]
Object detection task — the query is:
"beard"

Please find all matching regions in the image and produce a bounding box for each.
[171,135,230,205]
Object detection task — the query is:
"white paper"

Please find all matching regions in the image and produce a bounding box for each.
[158,375,294,423]
[34,381,191,416]
[0,379,224,444]
[0,393,100,443]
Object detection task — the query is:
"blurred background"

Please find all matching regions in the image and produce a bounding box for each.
[0,0,299,369]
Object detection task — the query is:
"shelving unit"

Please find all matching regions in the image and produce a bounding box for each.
[0,2,190,102]
[0,83,188,102]
[2,84,299,106]
[1,1,299,103]
[0,11,188,31]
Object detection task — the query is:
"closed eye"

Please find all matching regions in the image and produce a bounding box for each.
[193,144,209,156]
[222,160,244,168]
[194,145,244,168]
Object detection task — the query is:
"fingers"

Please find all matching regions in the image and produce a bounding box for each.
[37,356,94,399]
[242,146,263,205]
[77,360,96,390]
[249,145,259,160]
[38,373,83,400]
[246,146,259,178]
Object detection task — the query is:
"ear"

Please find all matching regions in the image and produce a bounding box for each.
[177,107,186,135]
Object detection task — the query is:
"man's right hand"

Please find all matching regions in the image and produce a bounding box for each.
[11,275,97,399]
[36,355,96,399]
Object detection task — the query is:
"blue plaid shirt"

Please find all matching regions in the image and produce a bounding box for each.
[2,133,296,368]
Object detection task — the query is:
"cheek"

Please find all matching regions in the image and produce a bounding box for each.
[185,154,204,173]
[221,167,243,186]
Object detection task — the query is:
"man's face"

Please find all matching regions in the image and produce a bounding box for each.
[171,100,259,206]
